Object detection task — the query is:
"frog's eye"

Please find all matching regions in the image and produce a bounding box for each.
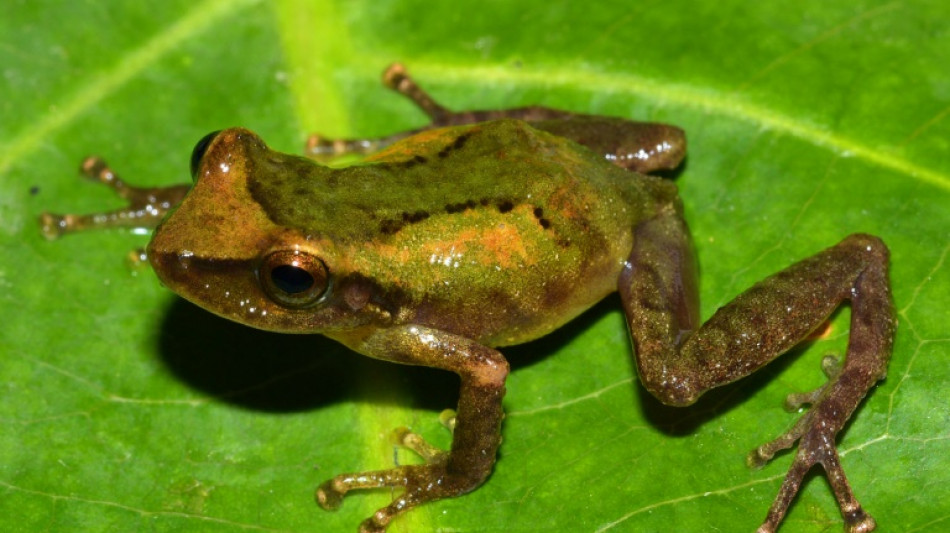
[259,250,330,308]
[190,130,221,180]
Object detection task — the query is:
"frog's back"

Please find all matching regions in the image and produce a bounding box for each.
[253,119,679,346]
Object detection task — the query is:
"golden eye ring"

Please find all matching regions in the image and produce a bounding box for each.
[259,250,330,308]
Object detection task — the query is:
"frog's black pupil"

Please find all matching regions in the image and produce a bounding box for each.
[190,130,221,179]
[271,265,314,294]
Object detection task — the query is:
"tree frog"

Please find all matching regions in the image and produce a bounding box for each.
[42,63,895,533]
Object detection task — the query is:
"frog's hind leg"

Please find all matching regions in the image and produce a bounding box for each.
[530,116,687,173]
[305,63,574,161]
[380,63,577,126]
[618,211,894,533]
[382,63,689,174]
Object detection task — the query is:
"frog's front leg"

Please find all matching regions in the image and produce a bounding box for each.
[620,211,894,533]
[40,157,189,239]
[317,325,508,533]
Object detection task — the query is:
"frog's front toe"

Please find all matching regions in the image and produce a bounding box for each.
[315,477,346,510]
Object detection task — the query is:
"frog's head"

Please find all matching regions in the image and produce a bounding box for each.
[148,128,363,335]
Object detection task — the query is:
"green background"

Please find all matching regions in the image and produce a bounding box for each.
[2,1,948,531]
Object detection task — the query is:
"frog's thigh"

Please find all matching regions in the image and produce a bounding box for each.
[533,117,686,173]
[619,213,893,407]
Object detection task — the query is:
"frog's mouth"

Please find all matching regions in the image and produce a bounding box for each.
[148,251,270,325]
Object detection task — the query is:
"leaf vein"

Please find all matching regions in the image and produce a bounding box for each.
[414,62,950,190]
[0,0,263,174]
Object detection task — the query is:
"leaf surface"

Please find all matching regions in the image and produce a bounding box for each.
[2,1,948,532]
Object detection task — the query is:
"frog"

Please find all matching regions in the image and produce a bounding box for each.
[41,63,895,533]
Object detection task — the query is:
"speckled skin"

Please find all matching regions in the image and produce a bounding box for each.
[44,64,894,533]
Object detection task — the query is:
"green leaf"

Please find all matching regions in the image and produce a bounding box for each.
[2,1,948,532]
